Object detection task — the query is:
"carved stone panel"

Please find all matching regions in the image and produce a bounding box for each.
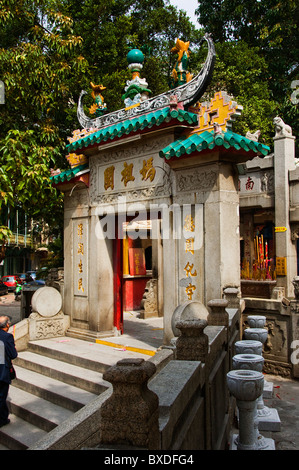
[239,170,274,195]
[175,167,217,193]
[89,136,173,205]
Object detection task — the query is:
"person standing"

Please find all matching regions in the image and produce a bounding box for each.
[0,315,17,426]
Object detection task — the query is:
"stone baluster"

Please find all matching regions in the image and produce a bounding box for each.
[232,354,275,450]
[243,315,281,431]
[99,358,160,449]
[227,370,266,450]
[175,319,209,362]
[207,299,229,327]
[223,287,241,309]
[235,339,263,356]
[235,339,272,399]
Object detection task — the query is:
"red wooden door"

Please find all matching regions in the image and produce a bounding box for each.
[113,218,123,334]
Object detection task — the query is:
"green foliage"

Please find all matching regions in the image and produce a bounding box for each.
[194,41,277,147]
[0,0,89,240]
[0,225,13,244]
[195,0,299,153]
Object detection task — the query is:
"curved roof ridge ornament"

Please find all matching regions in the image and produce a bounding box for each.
[77,33,216,130]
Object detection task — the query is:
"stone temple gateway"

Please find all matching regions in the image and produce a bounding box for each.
[51,35,270,345]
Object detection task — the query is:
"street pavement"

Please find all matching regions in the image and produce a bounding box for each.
[0,292,299,450]
[0,292,22,325]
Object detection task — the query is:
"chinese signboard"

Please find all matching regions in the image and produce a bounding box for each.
[97,153,162,197]
[276,257,287,276]
[129,248,147,275]
[73,218,88,296]
[178,204,204,303]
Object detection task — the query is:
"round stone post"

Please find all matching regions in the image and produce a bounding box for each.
[247,315,267,328]
[235,339,263,356]
[227,370,264,450]
[99,358,159,449]
[244,326,268,345]
[232,354,275,450]
[243,316,281,431]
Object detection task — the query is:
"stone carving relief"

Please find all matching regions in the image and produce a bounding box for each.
[95,136,171,164]
[29,312,66,340]
[260,171,274,193]
[291,225,299,241]
[264,319,286,355]
[176,168,217,193]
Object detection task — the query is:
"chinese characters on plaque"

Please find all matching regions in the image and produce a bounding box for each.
[101,156,156,193]
[179,206,203,303]
[183,214,198,301]
[73,219,88,296]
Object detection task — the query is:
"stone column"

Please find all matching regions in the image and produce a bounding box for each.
[227,370,266,450]
[273,120,297,297]
[235,339,263,356]
[99,358,159,450]
[244,318,281,431]
[231,354,275,450]
[204,162,241,301]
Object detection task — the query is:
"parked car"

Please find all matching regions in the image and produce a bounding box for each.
[0,280,8,296]
[16,273,27,284]
[26,270,37,280]
[1,275,22,291]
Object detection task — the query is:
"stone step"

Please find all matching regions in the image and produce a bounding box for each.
[27,336,150,372]
[7,386,73,432]
[0,414,47,450]
[0,335,149,451]
[14,350,109,395]
[12,365,98,412]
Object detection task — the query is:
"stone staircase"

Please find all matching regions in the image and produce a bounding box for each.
[0,336,151,450]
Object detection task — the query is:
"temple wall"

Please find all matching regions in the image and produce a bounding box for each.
[63,131,245,343]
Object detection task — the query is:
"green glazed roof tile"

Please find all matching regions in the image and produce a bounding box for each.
[159,130,270,159]
[50,163,88,185]
[66,107,198,152]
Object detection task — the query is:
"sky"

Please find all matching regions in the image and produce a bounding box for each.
[168,0,199,26]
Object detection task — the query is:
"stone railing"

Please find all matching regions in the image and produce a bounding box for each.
[28,288,242,451]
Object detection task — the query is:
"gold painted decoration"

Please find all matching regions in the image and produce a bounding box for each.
[89,82,107,117]
[185,237,195,255]
[193,91,243,134]
[184,214,195,232]
[185,282,196,300]
[121,162,135,187]
[66,153,88,168]
[140,157,156,182]
[276,257,287,276]
[104,165,115,190]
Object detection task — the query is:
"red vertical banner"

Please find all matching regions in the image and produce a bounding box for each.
[129,248,146,275]
[113,219,123,334]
